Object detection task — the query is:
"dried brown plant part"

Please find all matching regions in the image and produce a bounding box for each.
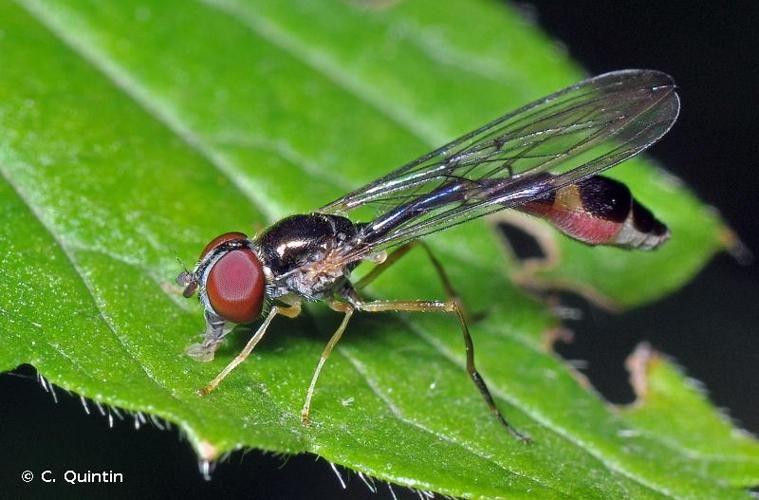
[539,326,599,395]
[719,226,753,265]
[198,440,220,462]
[541,326,575,353]
[624,341,658,408]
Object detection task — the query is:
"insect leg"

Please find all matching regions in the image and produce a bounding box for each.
[356,240,472,322]
[415,241,459,307]
[197,303,301,396]
[347,295,529,442]
[185,309,229,362]
[301,302,354,426]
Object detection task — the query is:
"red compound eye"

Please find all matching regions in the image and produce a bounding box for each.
[200,231,248,260]
[206,248,265,324]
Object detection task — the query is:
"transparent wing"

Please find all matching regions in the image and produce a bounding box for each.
[321,69,680,261]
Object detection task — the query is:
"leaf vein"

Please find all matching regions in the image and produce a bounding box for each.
[15,0,283,223]
[0,168,188,413]
[199,0,447,146]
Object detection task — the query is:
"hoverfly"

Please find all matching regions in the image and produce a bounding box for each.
[178,70,679,441]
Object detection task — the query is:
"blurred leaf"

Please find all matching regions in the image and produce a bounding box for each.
[621,344,759,488]
[0,0,755,497]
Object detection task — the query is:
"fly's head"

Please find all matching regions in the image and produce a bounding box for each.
[179,232,268,361]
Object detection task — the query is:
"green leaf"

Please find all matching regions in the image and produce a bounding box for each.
[0,0,755,497]
[621,344,759,489]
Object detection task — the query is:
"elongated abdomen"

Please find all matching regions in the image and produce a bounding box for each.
[519,176,669,250]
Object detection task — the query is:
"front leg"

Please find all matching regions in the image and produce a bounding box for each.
[198,302,301,396]
[185,309,230,362]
